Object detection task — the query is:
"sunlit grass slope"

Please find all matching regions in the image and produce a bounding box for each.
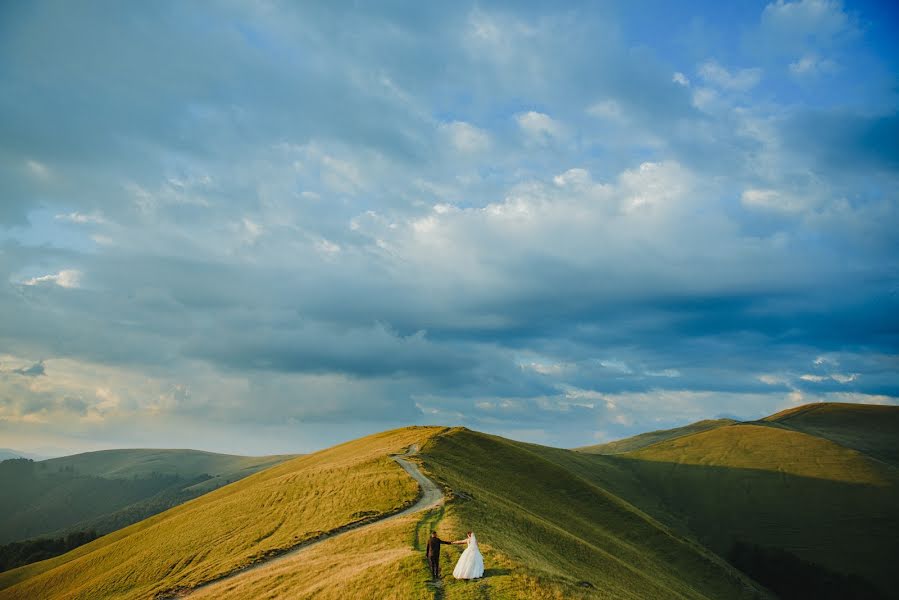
[191,511,435,600]
[762,402,899,466]
[620,421,899,594]
[0,450,297,545]
[421,428,768,600]
[0,427,442,600]
[576,419,737,455]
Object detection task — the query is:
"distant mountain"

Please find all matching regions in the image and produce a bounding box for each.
[0,450,46,462]
[575,418,737,454]
[0,449,296,546]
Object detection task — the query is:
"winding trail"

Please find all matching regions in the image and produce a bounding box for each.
[161,444,444,598]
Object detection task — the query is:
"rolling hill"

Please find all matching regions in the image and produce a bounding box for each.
[761,402,899,466]
[576,419,737,454]
[0,426,767,600]
[0,402,894,599]
[614,417,899,596]
[0,449,296,545]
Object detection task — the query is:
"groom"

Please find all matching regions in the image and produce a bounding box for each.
[425,531,453,579]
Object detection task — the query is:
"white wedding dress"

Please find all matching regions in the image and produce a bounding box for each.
[452,533,484,579]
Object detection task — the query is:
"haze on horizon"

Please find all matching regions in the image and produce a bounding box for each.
[1,0,897,457]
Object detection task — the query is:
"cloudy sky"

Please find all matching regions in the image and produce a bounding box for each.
[1,0,897,456]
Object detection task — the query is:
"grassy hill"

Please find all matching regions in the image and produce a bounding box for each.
[0,426,767,600]
[0,450,295,545]
[615,417,899,596]
[0,428,436,600]
[1,402,894,599]
[761,402,899,466]
[576,419,737,454]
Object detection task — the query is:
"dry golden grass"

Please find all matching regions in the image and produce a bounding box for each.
[0,427,443,600]
[191,513,433,600]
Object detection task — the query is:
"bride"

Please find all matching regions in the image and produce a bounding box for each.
[451,531,484,579]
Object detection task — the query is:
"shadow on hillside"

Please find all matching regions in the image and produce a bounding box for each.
[483,568,511,577]
[608,456,898,598]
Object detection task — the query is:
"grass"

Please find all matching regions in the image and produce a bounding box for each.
[421,428,769,600]
[2,402,894,599]
[617,421,899,595]
[0,450,297,545]
[0,427,442,600]
[761,402,899,467]
[576,419,737,455]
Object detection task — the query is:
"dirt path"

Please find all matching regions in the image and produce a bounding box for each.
[160,445,443,598]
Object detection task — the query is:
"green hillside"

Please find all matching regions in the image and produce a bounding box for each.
[421,428,766,599]
[0,426,767,600]
[1,402,894,599]
[761,402,899,466]
[0,450,295,545]
[576,419,737,454]
[617,419,899,596]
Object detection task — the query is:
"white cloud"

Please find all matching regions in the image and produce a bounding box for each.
[740,188,808,213]
[799,373,827,382]
[55,212,107,225]
[587,99,624,121]
[26,159,50,179]
[646,369,681,378]
[516,111,565,143]
[698,60,763,91]
[759,373,790,385]
[789,53,837,75]
[523,362,569,376]
[315,238,341,256]
[599,359,632,374]
[553,168,592,188]
[672,72,690,86]
[441,121,490,153]
[22,270,82,289]
[814,355,839,366]
[830,373,858,384]
[761,0,854,43]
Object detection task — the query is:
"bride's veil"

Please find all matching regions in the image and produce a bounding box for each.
[469,532,478,549]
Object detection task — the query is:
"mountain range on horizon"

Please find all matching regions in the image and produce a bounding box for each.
[0,401,895,599]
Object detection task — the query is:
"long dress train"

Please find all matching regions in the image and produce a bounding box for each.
[452,533,484,579]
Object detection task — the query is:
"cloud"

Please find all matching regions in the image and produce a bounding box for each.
[441,121,490,153]
[0,2,895,453]
[698,60,763,91]
[760,0,856,47]
[516,111,565,143]
[740,188,808,213]
[22,270,82,289]
[789,53,837,76]
[55,212,107,225]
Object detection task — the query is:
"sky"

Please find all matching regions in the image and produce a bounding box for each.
[1,0,897,456]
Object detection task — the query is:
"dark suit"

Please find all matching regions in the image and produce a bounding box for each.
[426,536,451,578]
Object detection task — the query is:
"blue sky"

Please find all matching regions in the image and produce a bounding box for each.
[1,0,897,455]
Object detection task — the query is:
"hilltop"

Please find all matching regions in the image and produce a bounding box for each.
[0,402,895,599]
[576,418,737,454]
